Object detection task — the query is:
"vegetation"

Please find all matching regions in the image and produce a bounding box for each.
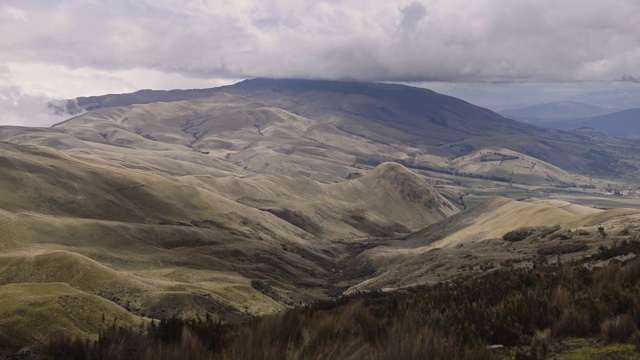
[40,241,640,359]
[502,225,561,242]
[503,227,534,242]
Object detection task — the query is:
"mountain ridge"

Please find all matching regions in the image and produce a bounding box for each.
[38,78,640,178]
[554,108,640,139]
[501,101,620,123]
[2,79,640,354]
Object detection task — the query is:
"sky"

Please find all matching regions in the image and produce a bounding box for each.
[2,0,640,126]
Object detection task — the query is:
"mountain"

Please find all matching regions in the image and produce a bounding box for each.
[2,79,640,354]
[551,108,640,139]
[36,78,639,178]
[500,101,620,124]
[0,138,458,352]
[501,101,640,139]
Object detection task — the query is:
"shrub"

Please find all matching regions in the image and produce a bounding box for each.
[39,255,640,360]
[617,228,630,236]
[603,315,637,344]
[553,307,591,338]
[530,328,551,360]
[631,330,640,352]
[539,225,561,238]
[537,244,588,256]
[547,231,572,241]
[598,227,608,239]
[503,227,534,242]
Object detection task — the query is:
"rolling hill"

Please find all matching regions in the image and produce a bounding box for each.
[0,140,458,352]
[348,197,640,292]
[2,79,640,355]
[41,78,640,177]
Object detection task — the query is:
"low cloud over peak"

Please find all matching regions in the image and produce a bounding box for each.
[3,0,640,84]
[2,0,640,125]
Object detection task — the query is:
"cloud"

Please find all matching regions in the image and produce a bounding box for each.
[399,2,427,33]
[1,0,639,85]
[621,75,640,83]
[0,64,237,127]
[2,0,640,126]
[0,85,69,127]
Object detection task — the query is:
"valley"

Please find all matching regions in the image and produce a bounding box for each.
[1,79,640,357]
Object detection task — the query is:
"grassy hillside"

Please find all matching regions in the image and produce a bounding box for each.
[1,79,640,356]
[30,79,640,180]
[348,197,640,292]
[0,140,463,353]
[448,147,584,185]
[0,282,143,356]
[39,240,640,360]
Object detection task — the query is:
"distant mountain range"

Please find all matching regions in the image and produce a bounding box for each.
[500,101,620,123]
[553,108,640,139]
[501,101,640,139]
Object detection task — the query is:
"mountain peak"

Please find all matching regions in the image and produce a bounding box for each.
[357,162,455,211]
[367,161,414,177]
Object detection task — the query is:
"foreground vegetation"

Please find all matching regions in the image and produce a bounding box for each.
[34,241,640,359]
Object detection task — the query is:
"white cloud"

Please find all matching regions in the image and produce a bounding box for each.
[2,0,640,125]
[2,0,639,83]
[0,85,68,127]
[0,63,236,127]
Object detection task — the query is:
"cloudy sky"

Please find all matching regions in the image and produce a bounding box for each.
[2,0,640,126]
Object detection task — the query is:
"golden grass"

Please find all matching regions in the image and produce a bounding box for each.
[0,282,142,356]
[414,197,639,249]
[450,147,582,186]
[1,103,639,357]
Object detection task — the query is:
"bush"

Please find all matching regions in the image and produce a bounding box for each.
[503,226,561,242]
[539,225,561,238]
[631,330,640,352]
[547,231,572,241]
[503,227,534,242]
[553,307,591,338]
[537,244,588,256]
[530,329,551,360]
[598,227,608,239]
[603,315,637,344]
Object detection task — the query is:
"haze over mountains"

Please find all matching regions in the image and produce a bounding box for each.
[501,101,621,124]
[553,108,640,139]
[2,79,640,355]
[501,101,640,139]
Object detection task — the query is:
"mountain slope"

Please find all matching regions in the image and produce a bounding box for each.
[2,79,640,354]
[447,147,582,185]
[0,138,460,352]
[43,79,639,177]
[348,197,640,292]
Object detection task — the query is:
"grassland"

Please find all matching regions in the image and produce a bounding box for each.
[38,240,640,359]
[2,79,640,356]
